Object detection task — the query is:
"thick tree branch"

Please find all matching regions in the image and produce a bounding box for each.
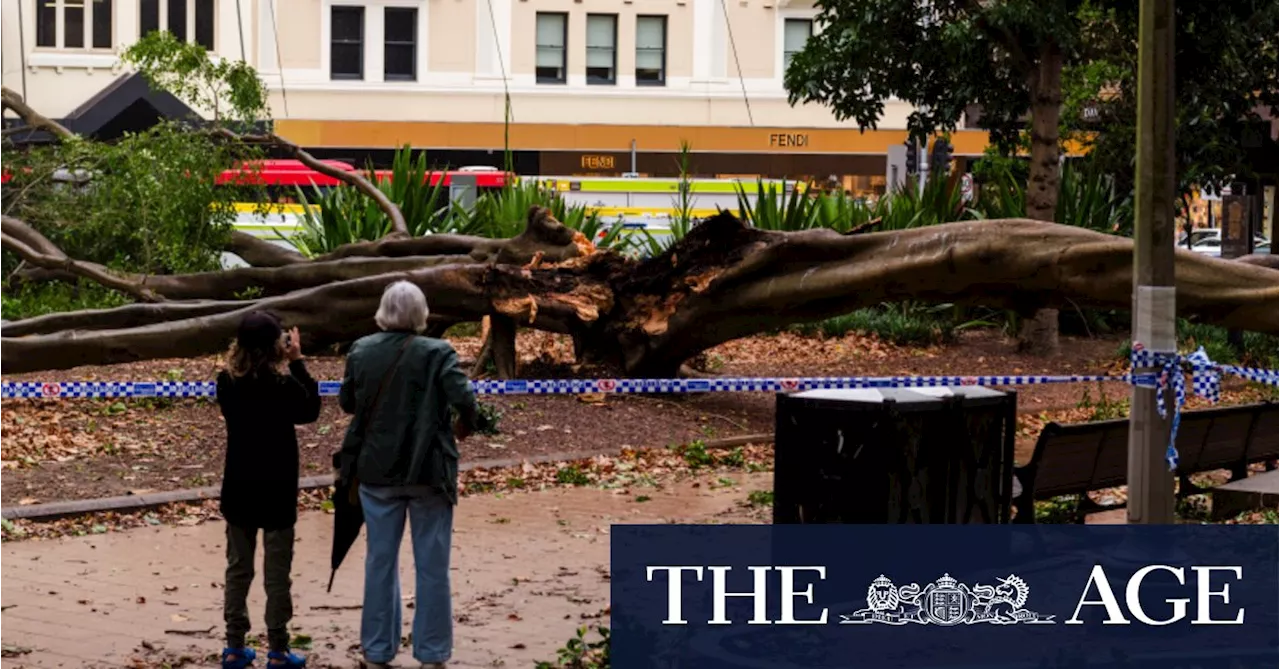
[621,215,1278,374]
[315,206,587,264]
[215,129,408,236]
[137,255,472,300]
[3,214,1274,376]
[226,231,307,267]
[1,87,74,140]
[13,208,584,302]
[1,216,162,303]
[1,300,252,337]
[1,257,610,372]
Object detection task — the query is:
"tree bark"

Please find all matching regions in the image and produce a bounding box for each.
[3,215,1275,376]
[226,231,307,267]
[0,300,254,337]
[1,216,163,302]
[1018,43,1066,355]
[215,129,410,237]
[488,314,519,379]
[7,207,586,301]
[1,87,74,140]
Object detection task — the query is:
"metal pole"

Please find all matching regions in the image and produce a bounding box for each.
[1128,0,1177,524]
[631,139,637,175]
[1,0,6,132]
[918,143,929,198]
[17,0,29,101]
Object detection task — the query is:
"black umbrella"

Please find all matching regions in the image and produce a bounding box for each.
[325,408,493,592]
[326,474,363,593]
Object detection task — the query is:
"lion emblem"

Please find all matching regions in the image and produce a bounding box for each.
[866,575,900,612]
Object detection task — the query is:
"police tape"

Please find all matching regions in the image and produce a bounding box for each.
[1,373,1136,399]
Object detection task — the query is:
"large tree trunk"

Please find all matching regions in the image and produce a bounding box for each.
[5,214,1275,376]
[1019,43,1065,355]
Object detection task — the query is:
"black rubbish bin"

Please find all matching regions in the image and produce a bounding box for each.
[773,386,1016,524]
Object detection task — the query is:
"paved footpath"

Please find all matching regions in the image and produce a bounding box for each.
[1,473,771,668]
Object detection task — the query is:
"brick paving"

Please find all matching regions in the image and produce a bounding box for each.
[1,473,772,668]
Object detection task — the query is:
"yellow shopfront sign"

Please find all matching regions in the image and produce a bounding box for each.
[274,120,1036,156]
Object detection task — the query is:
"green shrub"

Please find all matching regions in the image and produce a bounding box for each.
[1,281,130,320]
[536,625,610,669]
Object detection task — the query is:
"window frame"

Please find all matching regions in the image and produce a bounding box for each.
[782,17,814,73]
[329,5,367,81]
[585,14,617,86]
[382,6,418,82]
[35,0,115,51]
[138,0,216,51]
[535,11,568,85]
[635,15,667,88]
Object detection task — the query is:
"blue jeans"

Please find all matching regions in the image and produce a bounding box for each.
[359,484,454,664]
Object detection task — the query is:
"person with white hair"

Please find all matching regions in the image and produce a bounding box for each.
[335,280,478,669]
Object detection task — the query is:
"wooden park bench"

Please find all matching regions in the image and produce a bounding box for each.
[1011,402,1278,523]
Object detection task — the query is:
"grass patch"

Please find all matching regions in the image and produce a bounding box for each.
[676,440,717,469]
[536,625,610,669]
[787,302,997,346]
[1076,384,1129,421]
[1034,496,1079,523]
[442,321,482,338]
[747,490,775,507]
[555,465,592,486]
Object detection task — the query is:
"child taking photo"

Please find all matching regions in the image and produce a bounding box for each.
[217,311,321,668]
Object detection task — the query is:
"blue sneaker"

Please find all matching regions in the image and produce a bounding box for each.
[267,650,307,668]
[222,647,257,669]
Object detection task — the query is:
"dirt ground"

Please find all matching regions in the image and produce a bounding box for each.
[0,462,776,669]
[2,328,1273,507]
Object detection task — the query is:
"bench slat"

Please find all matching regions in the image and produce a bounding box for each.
[1017,402,1278,506]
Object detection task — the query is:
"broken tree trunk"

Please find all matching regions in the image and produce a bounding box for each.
[3,212,1275,376]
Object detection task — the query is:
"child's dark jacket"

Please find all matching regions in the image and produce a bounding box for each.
[216,361,321,529]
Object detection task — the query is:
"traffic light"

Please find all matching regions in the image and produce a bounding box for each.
[904,141,919,175]
[931,139,953,175]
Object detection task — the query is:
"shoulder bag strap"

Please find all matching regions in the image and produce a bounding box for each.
[360,336,415,438]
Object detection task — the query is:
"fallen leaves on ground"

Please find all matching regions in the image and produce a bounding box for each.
[706,331,907,369]
[2,445,774,543]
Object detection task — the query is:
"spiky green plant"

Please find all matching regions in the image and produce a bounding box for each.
[285,146,456,255]
[635,141,697,257]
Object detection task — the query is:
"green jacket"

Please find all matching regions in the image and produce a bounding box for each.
[337,331,478,503]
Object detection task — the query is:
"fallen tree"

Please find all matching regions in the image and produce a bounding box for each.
[2,208,1276,376]
[3,57,1276,379]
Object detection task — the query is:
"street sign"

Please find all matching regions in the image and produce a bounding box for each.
[1221,195,1252,259]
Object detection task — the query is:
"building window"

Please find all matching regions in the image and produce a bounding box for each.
[35,0,114,49]
[139,0,215,50]
[783,18,813,71]
[535,12,567,84]
[636,16,666,86]
[330,6,365,80]
[585,14,616,85]
[93,0,114,48]
[383,7,417,81]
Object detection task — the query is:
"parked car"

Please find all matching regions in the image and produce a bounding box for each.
[1189,230,1272,257]
[1178,228,1220,247]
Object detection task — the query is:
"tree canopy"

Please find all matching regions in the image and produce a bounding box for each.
[784,0,1278,352]
[786,0,1278,196]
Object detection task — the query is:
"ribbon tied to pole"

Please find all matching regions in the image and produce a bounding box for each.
[1128,343,1262,472]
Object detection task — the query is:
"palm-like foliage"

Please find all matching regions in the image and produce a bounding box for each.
[975,159,1132,235]
[286,146,454,255]
[283,147,620,255]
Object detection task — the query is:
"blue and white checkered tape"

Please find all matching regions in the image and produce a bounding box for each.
[1128,343,1280,472]
[2,373,1127,399]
